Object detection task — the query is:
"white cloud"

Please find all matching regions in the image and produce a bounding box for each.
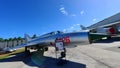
[71,14,76,17]
[59,5,78,17]
[73,24,80,27]
[71,24,80,29]
[70,26,74,29]
[63,29,67,32]
[93,18,97,21]
[41,32,47,35]
[63,24,81,32]
[59,6,68,15]
[76,24,80,26]
[63,29,66,32]
[80,10,84,15]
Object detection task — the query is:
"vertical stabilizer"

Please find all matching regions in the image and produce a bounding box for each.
[24,34,31,43]
[80,25,87,30]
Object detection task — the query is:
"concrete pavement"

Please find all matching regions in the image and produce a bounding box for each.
[1,38,120,68]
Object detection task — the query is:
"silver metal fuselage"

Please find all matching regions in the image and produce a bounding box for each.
[27,31,90,47]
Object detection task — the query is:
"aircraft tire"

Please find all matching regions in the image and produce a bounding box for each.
[44,47,48,51]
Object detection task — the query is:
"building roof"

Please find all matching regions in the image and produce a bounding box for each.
[87,12,120,29]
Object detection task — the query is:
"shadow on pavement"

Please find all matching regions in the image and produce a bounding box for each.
[93,37,120,43]
[42,56,86,68]
[0,52,86,68]
[0,52,37,67]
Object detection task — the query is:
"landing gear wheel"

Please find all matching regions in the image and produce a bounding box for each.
[25,50,31,57]
[44,47,48,51]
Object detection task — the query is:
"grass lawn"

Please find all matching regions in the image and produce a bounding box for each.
[0,48,25,60]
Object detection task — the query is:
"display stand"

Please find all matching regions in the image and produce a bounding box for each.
[55,38,67,65]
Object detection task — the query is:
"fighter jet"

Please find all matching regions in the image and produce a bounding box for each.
[80,12,120,36]
[13,31,89,52]
[3,30,109,54]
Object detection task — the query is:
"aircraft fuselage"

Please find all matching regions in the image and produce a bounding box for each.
[27,31,90,48]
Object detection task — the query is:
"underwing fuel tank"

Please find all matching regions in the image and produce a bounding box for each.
[89,33,110,43]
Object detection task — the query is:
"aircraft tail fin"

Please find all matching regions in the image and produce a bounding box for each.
[80,25,87,30]
[24,34,31,43]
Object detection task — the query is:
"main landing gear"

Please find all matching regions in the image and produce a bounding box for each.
[25,46,31,57]
[56,48,67,65]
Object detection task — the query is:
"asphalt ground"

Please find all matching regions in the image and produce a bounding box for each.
[0,37,120,68]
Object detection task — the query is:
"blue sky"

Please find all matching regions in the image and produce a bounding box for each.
[1,0,120,39]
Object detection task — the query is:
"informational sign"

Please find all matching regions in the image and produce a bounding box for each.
[55,42,64,51]
[56,36,70,44]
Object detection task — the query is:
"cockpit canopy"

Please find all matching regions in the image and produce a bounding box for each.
[49,31,63,35]
[40,31,63,38]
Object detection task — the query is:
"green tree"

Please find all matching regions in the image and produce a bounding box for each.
[0,38,3,42]
[13,37,17,42]
[12,37,17,47]
[8,38,13,48]
[17,37,23,40]
[17,37,23,45]
[8,38,12,41]
[4,39,9,47]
